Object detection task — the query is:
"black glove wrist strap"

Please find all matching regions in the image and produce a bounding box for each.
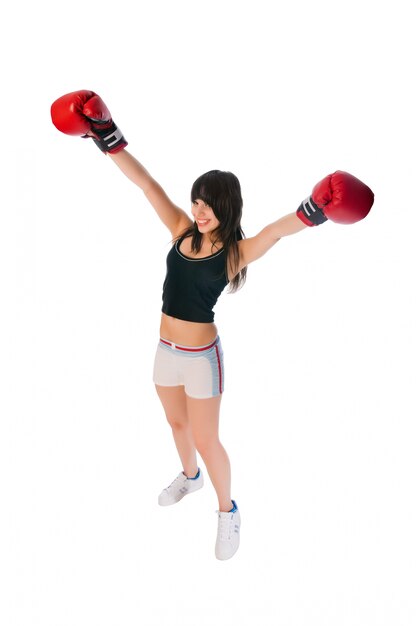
[84,119,127,153]
[297,196,328,226]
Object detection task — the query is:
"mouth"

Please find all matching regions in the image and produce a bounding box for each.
[196,219,210,227]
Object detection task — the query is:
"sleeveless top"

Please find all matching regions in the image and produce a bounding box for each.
[161,235,229,323]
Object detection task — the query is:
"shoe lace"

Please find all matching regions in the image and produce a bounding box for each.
[164,474,184,492]
[217,512,234,541]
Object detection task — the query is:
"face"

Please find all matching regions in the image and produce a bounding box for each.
[191,199,220,234]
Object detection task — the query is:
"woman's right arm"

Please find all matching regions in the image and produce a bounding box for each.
[50,90,192,239]
[109,149,192,238]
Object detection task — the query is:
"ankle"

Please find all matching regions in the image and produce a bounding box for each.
[184,467,199,479]
[219,500,235,513]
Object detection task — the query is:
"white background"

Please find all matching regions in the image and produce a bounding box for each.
[1,1,415,625]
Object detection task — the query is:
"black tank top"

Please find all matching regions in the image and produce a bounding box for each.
[162,235,228,323]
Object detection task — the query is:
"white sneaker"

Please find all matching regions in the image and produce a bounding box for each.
[158,469,204,506]
[215,501,241,560]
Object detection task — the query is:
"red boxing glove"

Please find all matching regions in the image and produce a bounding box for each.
[297,171,374,226]
[51,90,128,154]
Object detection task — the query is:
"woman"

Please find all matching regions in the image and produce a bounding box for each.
[110,150,309,561]
[51,90,374,561]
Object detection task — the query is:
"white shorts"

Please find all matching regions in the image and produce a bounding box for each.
[153,336,224,399]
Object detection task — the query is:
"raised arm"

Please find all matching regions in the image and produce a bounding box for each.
[51,89,192,239]
[109,149,192,238]
[237,171,374,273]
[238,212,306,269]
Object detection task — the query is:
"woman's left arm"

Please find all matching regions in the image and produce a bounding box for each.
[238,212,308,269]
[237,170,374,273]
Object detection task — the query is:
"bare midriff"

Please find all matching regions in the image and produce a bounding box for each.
[160,312,218,347]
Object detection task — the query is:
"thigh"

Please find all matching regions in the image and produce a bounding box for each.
[182,339,225,399]
[155,384,189,427]
[185,394,222,450]
[153,343,182,387]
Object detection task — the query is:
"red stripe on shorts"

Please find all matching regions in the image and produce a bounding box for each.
[160,338,217,352]
[215,345,223,394]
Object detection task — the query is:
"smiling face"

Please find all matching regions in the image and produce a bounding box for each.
[191,199,220,235]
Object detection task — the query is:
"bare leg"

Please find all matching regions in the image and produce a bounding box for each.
[155,385,199,478]
[186,394,234,513]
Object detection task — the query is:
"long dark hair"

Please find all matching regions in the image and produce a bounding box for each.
[177,170,247,293]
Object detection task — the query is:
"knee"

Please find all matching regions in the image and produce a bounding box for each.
[166,413,189,430]
[194,437,222,457]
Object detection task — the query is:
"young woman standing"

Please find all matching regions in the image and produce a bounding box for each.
[51,90,374,560]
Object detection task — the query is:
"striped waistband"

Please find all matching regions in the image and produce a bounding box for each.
[159,337,219,352]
